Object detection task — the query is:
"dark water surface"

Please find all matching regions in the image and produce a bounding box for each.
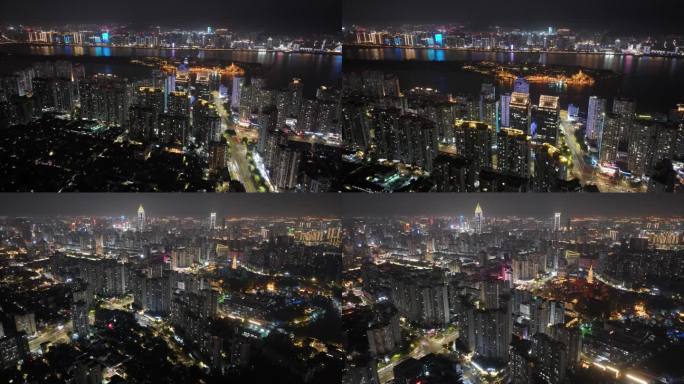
[344,47,684,113]
[0,44,342,97]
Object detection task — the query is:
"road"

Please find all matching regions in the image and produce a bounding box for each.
[559,111,643,193]
[29,321,73,352]
[559,111,593,186]
[377,327,459,383]
[211,91,260,192]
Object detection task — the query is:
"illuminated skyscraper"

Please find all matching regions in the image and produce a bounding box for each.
[479,83,498,130]
[210,212,217,230]
[500,93,511,127]
[554,212,561,231]
[371,107,402,162]
[535,95,560,146]
[192,99,221,146]
[399,114,438,172]
[72,299,89,339]
[454,121,494,174]
[230,77,244,111]
[509,92,531,134]
[474,203,484,234]
[208,140,228,172]
[599,113,621,164]
[497,128,530,178]
[137,205,145,232]
[612,98,636,143]
[586,96,607,141]
[628,115,656,177]
[514,77,530,94]
[79,74,130,126]
[532,333,568,384]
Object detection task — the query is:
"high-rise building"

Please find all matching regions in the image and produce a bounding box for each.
[460,296,512,363]
[530,298,565,337]
[532,333,568,384]
[612,98,636,143]
[628,115,656,177]
[480,278,508,310]
[128,106,158,141]
[272,145,301,191]
[554,212,561,231]
[192,99,221,147]
[209,212,217,230]
[514,77,530,94]
[474,203,484,234]
[500,93,511,127]
[257,105,278,154]
[341,100,371,151]
[548,324,582,371]
[497,128,530,178]
[371,107,403,163]
[479,83,498,130]
[389,268,450,327]
[535,95,560,146]
[79,74,130,126]
[651,122,684,171]
[137,205,145,232]
[208,140,228,172]
[586,96,607,141]
[230,77,244,111]
[72,299,90,339]
[509,92,531,134]
[32,77,74,113]
[599,113,621,164]
[13,313,36,336]
[454,121,494,174]
[510,339,534,384]
[158,113,188,145]
[399,114,438,172]
[0,334,29,370]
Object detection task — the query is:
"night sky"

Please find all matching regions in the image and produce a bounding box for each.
[0,0,342,34]
[343,0,684,34]
[0,194,342,218]
[342,194,684,218]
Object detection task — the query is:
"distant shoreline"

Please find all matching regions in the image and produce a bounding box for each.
[0,41,342,56]
[343,43,683,59]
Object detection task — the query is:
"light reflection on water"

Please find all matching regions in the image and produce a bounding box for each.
[0,44,341,97]
[344,47,684,113]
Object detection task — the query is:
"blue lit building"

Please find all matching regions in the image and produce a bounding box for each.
[434,33,443,47]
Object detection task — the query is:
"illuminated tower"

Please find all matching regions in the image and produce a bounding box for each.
[535,95,560,146]
[137,205,145,232]
[586,96,607,142]
[513,77,530,94]
[554,212,561,232]
[95,234,104,256]
[587,264,594,284]
[500,93,511,127]
[599,113,620,164]
[509,92,531,134]
[210,212,217,230]
[474,203,484,234]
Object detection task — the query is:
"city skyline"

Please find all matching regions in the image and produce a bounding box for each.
[342,194,684,218]
[0,0,342,34]
[0,2,683,384]
[343,0,684,34]
[0,194,342,217]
